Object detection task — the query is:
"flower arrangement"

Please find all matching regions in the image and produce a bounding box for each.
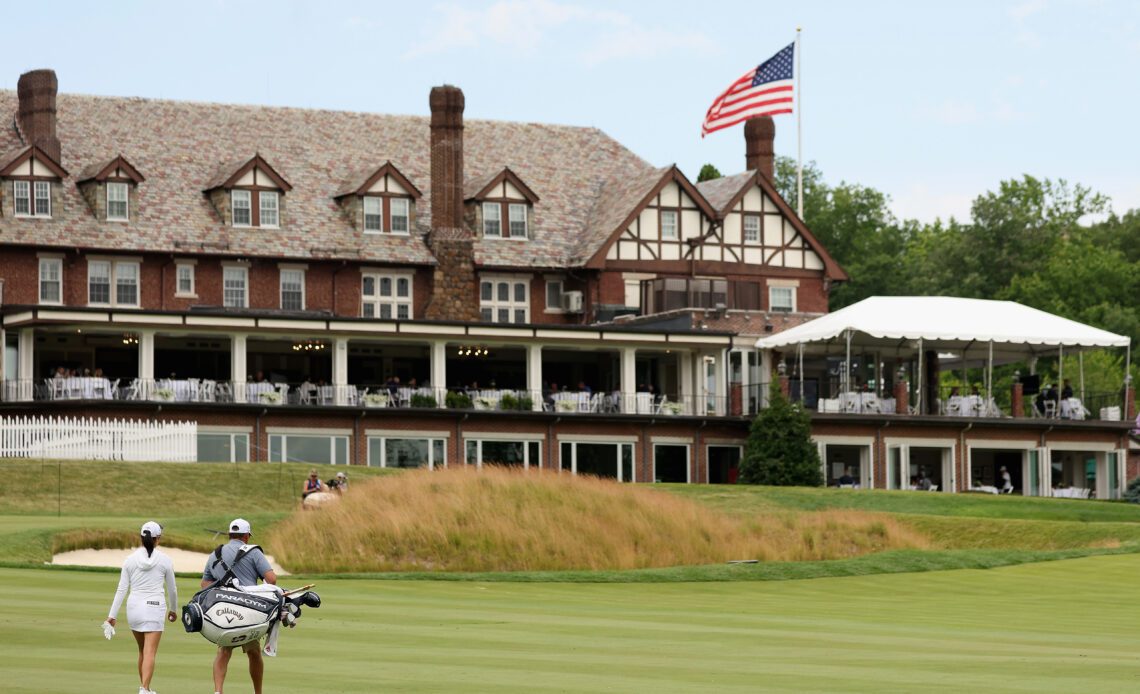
[259,390,283,405]
[363,392,389,407]
[661,402,684,415]
[556,399,579,412]
[475,396,497,410]
[153,388,175,401]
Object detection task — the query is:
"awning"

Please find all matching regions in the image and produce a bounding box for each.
[755,297,1130,359]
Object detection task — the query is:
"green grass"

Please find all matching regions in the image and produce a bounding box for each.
[663,484,1140,523]
[4,554,1140,692]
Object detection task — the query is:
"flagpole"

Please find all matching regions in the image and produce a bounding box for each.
[796,26,803,219]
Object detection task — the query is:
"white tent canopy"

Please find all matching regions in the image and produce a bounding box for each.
[755,297,1130,358]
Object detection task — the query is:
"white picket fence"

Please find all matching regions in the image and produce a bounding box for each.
[0,415,197,462]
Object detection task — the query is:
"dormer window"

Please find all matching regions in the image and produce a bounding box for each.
[335,162,421,235]
[464,167,539,241]
[232,190,251,226]
[76,154,144,223]
[107,183,129,220]
[203,154,292,229]
[1,145,67,219]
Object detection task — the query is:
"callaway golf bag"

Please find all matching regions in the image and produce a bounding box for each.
[182,544,321,649]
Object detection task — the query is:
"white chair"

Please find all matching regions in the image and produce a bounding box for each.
[862,395,882,414]
[123,378,141,401]
[576,392,592,412]
[1043,400,1057,418]
[588,392,603,412]
[46,378,65,400]
[215,382,232,402]
[199,380,216,402]
[187,378,200,402]
[928,485,939,492]
[106,378,120,400]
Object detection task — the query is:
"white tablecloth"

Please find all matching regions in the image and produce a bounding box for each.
[247,382,283,404]
[156,379,198,402]
[1052,487,1090,499]
[55,377,113,400]
[1060,398,1088,420]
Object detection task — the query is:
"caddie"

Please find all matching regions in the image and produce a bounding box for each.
[201,518,277,694]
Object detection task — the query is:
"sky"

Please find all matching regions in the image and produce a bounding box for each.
[3,0,1139,223]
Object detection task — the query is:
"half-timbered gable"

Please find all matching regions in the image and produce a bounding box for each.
[465,167,539,241]
[75,155,144,223]
[594,167,716,265]
[0,145,67,219]
[203,153,293,229]
[335,161,422,235]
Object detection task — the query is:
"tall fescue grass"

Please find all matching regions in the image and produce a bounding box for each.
[268,467,928,573]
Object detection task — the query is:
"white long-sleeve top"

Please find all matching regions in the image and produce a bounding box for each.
[107,547,178,619]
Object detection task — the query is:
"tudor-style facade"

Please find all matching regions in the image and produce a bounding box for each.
[0,69,1132,489]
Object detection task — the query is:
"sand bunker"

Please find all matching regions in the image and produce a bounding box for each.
[51,547,289,575]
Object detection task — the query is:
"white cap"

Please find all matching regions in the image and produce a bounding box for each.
[336,472,346,478]
[140,521,162,537]
[229,518,252,535]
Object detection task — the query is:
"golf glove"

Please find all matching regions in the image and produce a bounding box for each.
[102,621,115,640]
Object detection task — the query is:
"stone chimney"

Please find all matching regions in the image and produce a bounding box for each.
[17,69,61,163]
[424,85,480,322]
[744,116,775,182]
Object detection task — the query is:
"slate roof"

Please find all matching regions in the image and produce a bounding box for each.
[575,166,671,263]
[694,170,755,214]
[0,91,652,267]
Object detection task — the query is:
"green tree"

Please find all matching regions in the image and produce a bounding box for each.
[697,163,722,182]
[739,387,823,486]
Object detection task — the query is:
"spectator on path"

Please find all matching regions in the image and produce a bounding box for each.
[301,469,324,499]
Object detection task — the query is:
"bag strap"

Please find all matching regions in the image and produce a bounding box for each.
[211,544,263,587]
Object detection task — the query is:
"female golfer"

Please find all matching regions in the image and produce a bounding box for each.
[105,521,179,694]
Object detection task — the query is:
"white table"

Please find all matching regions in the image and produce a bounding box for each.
[551,391,597,413]
[247,382,285,404]
[1052,487,1090,499]
[156,379,198,402]
[1060,398,1088,420]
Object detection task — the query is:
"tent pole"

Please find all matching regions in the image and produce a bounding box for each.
[845,330,852,395]
[1125,345,1132,417]
[987,341,993,415]
[798,343,805,403]
[917,338,924,415]
[1079,352,1085,402]
[1058,345,1064,417]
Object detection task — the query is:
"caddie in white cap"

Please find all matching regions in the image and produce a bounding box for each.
[201,517,277,694]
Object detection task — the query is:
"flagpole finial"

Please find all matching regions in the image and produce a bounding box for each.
[796,26,801,32]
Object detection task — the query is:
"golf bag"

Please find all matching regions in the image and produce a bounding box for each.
[182,544,321,651]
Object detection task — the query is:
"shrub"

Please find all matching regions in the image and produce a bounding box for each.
[739,385,823,487]
[498,394,534,411]
[410,393,437,408]
[1125,477,1140,503]
[445,391,472,409]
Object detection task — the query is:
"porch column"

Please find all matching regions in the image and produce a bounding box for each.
[17,328,34,401]
[738,349,752,416]
[620,346,636,413]
[679,350,694,415]
[715,349,728,416]
[527,344,543,411]
[333,337,349,405]
[138,329,155,399]
[758,349,772,409]
[430,340,447,408]
[231,334,247,404]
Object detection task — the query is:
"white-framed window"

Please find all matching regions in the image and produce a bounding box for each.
[367,436,447,469]
[743,215,760,243]
[197,432,250,462]
[13,181,31,216]
[87,260,139,307]
[660,210,678,240]
[545,279,564,312]
[508,203,528,238]
[34,181,51,216]
[769,285,796,312]
[560,441,634,481]
[38,257,62,304]
[390,198,410,234]
[363,197,382,233]
[269,433,349,465]
[175,262,196,297]
[280,268,305,311]
[465,438,541,469]
[260,191,279,227]
[106,182,129,221]
[480,275,529,324]
[482,202,502,237]
[362,271,413,319]
[223,266,248,308]
[231,190,251,226]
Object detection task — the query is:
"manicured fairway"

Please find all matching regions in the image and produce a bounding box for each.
[4,554,1140,693]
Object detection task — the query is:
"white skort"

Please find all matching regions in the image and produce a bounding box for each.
[127,593,166,632]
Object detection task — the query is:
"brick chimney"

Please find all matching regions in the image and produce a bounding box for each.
[17,69,61,163]
[744,116,775,182]
[424,85,480,322]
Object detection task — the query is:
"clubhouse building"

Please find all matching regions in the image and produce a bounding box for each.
[0,70,1135,493]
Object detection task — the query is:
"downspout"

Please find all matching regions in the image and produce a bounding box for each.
[1039,425,1053,448]
[256,408,267,462]
[874,419,890,489]
[456,412,468,465]
[548,416,560,471]
[696,419,708,484]
[354,409,367,467]
[958,421,974,493]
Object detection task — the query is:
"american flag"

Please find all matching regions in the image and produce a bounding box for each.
[702,43,795,137]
